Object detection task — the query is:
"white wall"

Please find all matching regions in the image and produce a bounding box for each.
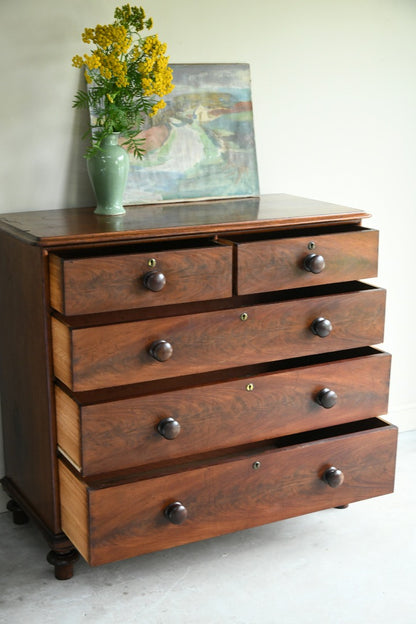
[1,0,415,510]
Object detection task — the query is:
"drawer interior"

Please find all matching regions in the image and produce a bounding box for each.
[50,236,227,259]
[224,224,373,243]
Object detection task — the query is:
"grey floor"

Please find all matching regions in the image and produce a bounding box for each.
[0,431,415,624]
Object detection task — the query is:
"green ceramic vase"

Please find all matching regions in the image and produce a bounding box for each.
[87,133,129,216]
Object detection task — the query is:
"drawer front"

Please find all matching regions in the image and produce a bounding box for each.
[235,228,378,295]
[49,244,233,315]
[52,285,386,391]
[56,350,391,475]
[59,419,397,566]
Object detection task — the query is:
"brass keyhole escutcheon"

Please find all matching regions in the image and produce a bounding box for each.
[240,312,248,321]
[307,241,316,250]
[246,383,254,392]
[252,461,261,470]
[148,258,157,268]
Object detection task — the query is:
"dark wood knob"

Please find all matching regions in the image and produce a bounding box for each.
[149,340,173,362]
[143,270,166,292]
[157,417,181,439]
[164,501,188,525]
[322,466,344,488]
[303,253,325,274]
[316,387,338,409]
[310,317,333,337]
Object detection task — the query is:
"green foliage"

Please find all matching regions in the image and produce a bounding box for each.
[72,4,174,158]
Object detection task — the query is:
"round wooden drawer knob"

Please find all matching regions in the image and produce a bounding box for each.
[143,270,166,292]
[316,387,338,409]
[149,340,173,362]
[310,317,333,337]
[303,253,325,274]
[157,417,181,439]
[322,466,344,488]
[164,501,188,525]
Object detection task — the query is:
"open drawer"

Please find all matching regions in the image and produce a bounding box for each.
[228,225,378,295]
[49,239,233,315]
[59,417,397,566]
[52,282,386,392]
[56,348,391,475]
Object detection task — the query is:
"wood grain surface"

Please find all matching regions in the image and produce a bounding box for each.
[236,227,379,294]
[50,244,232,315]
[0,194,370,247]
[0,231,60,531]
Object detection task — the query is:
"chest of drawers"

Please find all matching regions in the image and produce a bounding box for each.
[0,194,397,579]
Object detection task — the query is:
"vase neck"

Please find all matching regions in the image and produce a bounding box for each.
[101,133,120,146]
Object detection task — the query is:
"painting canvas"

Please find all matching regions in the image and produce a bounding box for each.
[89,64,259,205]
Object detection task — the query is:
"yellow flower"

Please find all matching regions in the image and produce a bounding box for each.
[141,77,153,95]
[138,57,154,74]
[100,65,112,80]
[84,70,92,84]
[150,99,166,116]
[84,52,101,70]
[82,28,94,44]
[72,55,83,68]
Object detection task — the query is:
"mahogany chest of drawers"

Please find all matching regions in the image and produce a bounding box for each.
[0,194,397,579]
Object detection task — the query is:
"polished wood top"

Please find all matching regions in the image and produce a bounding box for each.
[0,194,370,247]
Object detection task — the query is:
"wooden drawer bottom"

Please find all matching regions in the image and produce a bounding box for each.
[59,418,397,567]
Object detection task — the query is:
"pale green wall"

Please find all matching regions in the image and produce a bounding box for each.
[1,0,415,506]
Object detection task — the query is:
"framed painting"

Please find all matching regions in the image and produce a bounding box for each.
[120,63,260,205]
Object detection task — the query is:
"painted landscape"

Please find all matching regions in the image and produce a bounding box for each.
[123,64,260,204]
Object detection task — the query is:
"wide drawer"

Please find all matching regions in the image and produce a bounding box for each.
[59,418,397,566]
[232,226,378,295]
[56,348,391,475]
[52,283,386,392]
[49,241,232,315]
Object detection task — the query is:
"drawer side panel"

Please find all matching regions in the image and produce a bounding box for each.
[59,461,89,561]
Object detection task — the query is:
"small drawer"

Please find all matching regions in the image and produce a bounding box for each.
[59,417,397,566]
[49,241,232,315]
[52,283,386,392]
[231,226,378,295]
[56,349,391,475]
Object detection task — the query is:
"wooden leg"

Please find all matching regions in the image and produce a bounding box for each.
[7,499,29,525]
[47,549,79,580]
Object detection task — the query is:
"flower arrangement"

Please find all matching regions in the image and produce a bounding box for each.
[72,4,174,158]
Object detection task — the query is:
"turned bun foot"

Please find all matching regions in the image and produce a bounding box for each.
[7,499,29,525]
[47,549,79,580]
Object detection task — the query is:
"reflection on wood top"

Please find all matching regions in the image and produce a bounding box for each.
[0,194,370,247]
